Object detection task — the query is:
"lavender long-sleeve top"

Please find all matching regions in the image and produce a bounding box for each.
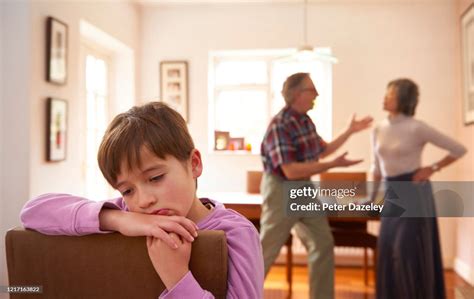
[20,194,264,299]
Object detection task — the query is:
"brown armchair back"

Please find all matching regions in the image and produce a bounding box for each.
[6,228,228,299]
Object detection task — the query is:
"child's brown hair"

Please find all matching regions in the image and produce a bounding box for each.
[97,102,194,187]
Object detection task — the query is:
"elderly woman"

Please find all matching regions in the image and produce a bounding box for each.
[371,78,467,299]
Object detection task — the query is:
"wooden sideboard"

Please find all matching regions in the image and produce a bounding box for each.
[203,192,379,288]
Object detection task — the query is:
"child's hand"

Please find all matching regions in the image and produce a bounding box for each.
[99,209,198,248]
[147,233,191,290]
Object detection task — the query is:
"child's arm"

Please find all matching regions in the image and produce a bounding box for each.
[100,209,197,248]
[20,193,198,248]
[147,226,264,299]
[20,193,124,235]
[146,233,193,292]
[147,233,215,299]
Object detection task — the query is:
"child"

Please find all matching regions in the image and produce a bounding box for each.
[21,102,264,298]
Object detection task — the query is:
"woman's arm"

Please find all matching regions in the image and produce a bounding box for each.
[413,155,460,182]
[413,121,468,181]
[369,129,383,202]
[370,173,382,202]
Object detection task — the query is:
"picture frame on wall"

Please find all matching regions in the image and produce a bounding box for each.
[214,131,230,151]
[46,16,68,85]
[461,4,474,125]
[160,61,189,122]
[47,98,68,162]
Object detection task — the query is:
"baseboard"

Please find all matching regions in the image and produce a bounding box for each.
[444,257,454,269]
[455,257,474,286]
[274,252,373,267]
[275,252,456,270]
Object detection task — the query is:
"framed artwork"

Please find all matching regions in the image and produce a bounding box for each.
[46,98,68,162]
[160,61,189,122]
[46,16,68,85]
[461,4,474,125]
[229,137,245,150]
[214,131,230,151]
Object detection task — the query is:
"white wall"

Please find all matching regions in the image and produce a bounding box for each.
[28,1,141,197]
[0,2,4,293]
[455,0,474,286]
[1,0,471,288]
[0,1,32,290]
[0,0,140,289]
[140,0,468,269]
[141,1,465,188]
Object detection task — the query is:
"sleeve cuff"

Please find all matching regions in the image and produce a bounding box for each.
[74,200,122,235]
[159,271,209,299]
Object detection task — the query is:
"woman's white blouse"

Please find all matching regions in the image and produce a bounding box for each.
[371,114,467,178]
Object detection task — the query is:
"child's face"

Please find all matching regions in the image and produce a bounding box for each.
[115,146,202,217]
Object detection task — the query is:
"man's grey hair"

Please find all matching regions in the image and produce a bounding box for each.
[282,72,310,105]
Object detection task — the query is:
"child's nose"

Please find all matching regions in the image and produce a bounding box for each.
[138,192,157,209]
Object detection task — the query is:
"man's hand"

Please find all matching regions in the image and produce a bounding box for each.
[347,114,373,134]
[147,233,191,290]
[331,152,363,167]
[99,209,198,249]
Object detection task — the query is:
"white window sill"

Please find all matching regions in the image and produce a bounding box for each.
[207,150,260,157]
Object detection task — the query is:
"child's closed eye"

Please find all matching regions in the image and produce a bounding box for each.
[149,174,164,182]
[121,189,132,197]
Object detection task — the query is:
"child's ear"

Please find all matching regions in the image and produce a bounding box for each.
[189,149,203,178]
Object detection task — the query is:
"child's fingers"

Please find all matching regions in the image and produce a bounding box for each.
[176,217,199,237]
[167,216,198,238]
[159,221,195,242]
[168,232,183,245]
[151,227,178,249]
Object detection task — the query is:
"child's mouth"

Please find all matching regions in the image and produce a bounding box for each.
[154,209,171,216]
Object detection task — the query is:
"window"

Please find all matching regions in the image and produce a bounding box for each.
[83,46,112,200]
[80,20,135,201]
[209,49,334,154]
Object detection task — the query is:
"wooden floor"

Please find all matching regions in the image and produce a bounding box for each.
[264,265,471,299]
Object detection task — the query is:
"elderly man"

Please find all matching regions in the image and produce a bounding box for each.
[260,72,372,299]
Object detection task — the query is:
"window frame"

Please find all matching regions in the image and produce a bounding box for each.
[81,41,116,200]
[208,48,334,155]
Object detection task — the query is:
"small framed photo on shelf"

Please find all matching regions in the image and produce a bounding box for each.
[461,4,474,125]
[46,16,68,85]
[46,98,68,162]
[228,137,245,151]
[160,61,189,122]
[214,131,230,151]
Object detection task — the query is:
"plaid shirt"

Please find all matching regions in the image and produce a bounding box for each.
[261,106,327,179]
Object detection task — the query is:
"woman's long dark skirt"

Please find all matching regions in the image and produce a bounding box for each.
[376,172,446,299]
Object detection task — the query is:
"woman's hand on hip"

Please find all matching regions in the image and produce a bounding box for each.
[413,167,434,182]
